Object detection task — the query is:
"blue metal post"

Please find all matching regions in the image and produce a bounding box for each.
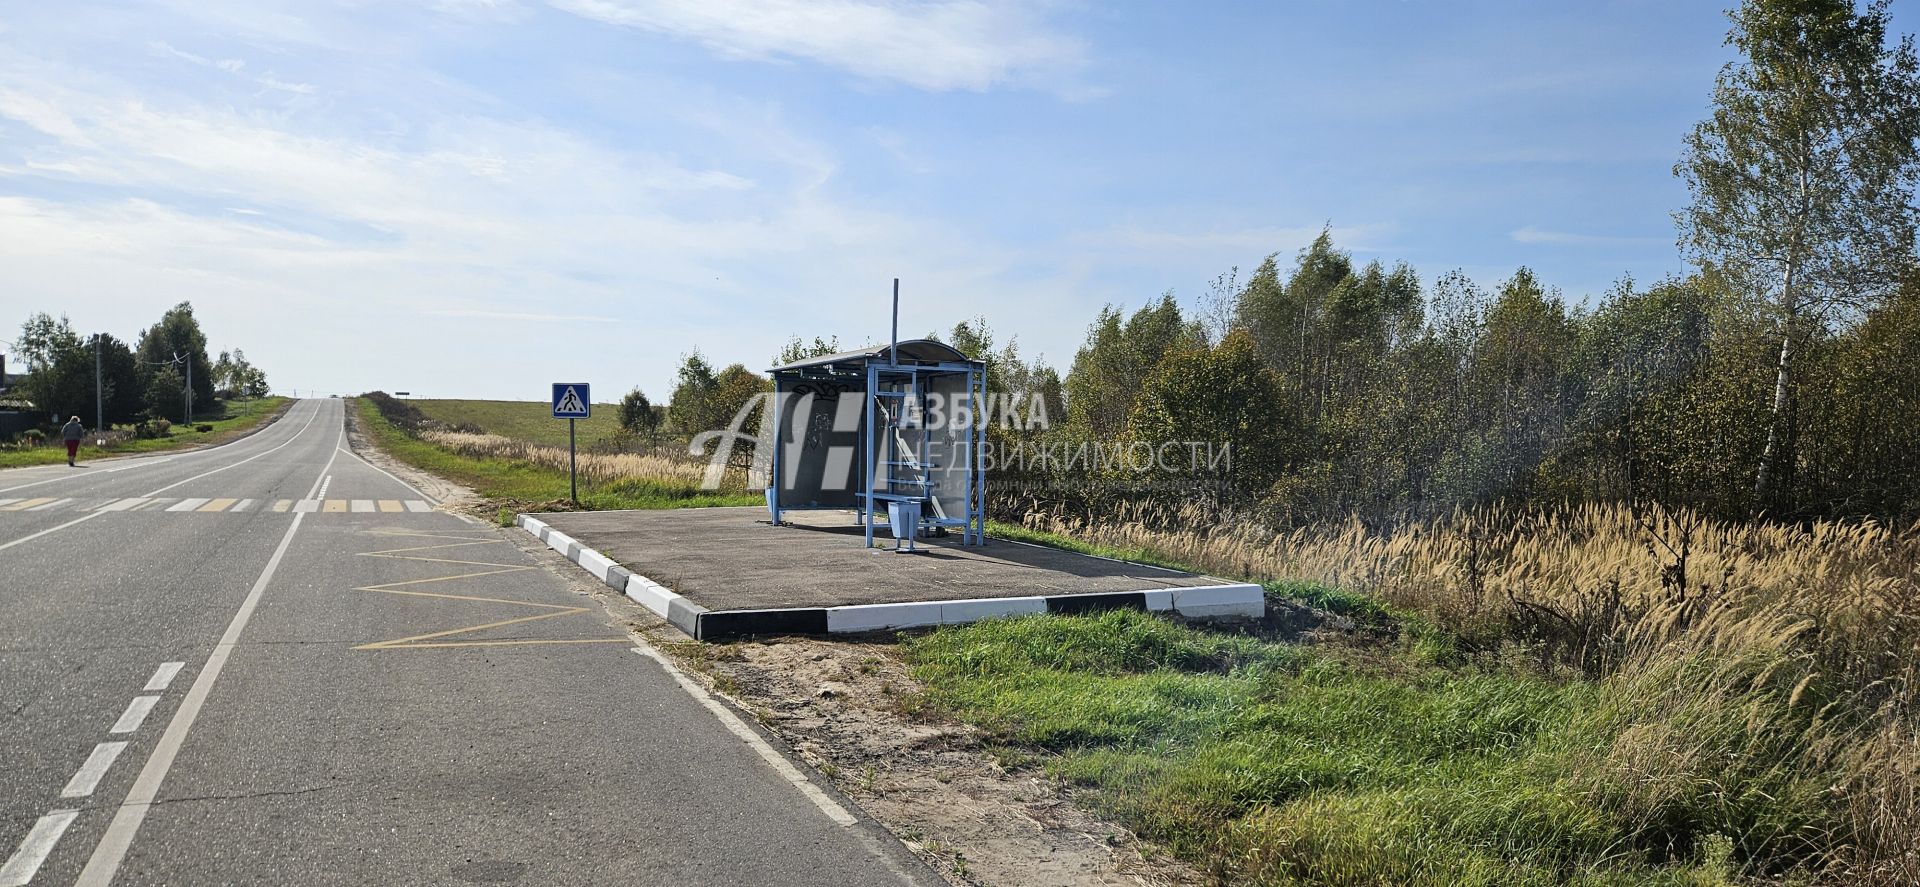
[769,378,783,526]
[864,362,877,549]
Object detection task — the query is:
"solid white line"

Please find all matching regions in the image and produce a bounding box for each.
[0,511,111,554]
[144,661,186,692]
[73,407,344,887]
[61,742,130,798]
[628,645,858,827]
[110,696,160,734]
[0,809,79,887]
[339,447,440,504]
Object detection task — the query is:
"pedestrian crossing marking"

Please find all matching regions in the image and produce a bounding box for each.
[0,498,433,516]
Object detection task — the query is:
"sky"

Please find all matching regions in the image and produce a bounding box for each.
[2,1,1901,400]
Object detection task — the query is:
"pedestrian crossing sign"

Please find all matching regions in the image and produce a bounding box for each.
[552,383,590,419]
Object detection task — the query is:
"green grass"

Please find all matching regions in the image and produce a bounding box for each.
[408,398,630,448]
[353,396,756,510]
[904,611,1764,886]
[0,397,291,468]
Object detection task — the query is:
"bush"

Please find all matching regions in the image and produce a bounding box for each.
[19,428,45,448]
[194,423,213,433]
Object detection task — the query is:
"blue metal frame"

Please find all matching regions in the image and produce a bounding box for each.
[769,346,987,550]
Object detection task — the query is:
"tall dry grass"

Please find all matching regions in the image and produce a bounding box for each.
[1019,501,1920,882]
[421,430,711,490]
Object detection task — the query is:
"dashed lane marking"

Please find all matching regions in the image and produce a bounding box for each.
[60,742,129,799]
[0,810,79,887]
[110,696,160,734]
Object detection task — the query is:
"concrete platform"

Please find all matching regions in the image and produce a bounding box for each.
[521,507,1264,640]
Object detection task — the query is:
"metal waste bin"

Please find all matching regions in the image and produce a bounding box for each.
[887,499,922,541]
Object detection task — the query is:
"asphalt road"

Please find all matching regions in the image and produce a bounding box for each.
[0,399,937,887]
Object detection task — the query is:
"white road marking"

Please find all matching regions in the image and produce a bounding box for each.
[350,499,374,512]
[144,662,185,692]
[61,742,130,798]
[110,696,160,733]
[74,409,344,887]
[27,498,74,511]
[340,447,440,504]
[165,497,210,512]
[0,512,111,554]
[0,498,19,508]
[293,499,319,513]
[404,499,432,512]
[98,498,145,512]
[628,645,859,827]
[230,498,255,512]
[0,809,79,887]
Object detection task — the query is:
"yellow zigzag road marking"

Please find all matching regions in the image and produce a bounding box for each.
[352,531,627,650]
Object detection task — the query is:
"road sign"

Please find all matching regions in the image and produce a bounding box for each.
[551,383,590,419]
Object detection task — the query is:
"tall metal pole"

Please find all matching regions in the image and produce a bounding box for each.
[890,278,899,367]
[93,334,103,435]
[569,418,578,504]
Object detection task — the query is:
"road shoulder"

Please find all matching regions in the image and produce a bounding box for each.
[353,424,1201,887]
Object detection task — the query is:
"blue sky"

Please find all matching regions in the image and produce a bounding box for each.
[1,1,1892,400]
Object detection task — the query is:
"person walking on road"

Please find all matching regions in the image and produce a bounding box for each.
[62,415,84,467]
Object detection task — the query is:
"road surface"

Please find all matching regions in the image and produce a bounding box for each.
[0,398,935,886]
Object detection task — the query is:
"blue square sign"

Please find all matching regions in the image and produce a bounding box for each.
[551,383,590,419]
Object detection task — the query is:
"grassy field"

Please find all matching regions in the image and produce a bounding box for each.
[353,396,756,513]
[409,398,627,448]
[907,509,1920,886]
[0,397,291,469]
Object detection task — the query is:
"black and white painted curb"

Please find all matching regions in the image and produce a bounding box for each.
[517,514,1266,641]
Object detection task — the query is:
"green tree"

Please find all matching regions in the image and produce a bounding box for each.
[144,365,188,423]
[1676,0,1920,504]
[619,387,659,442]
[135,302,215,416]
[667,350,719,435]
[774,335,842,367]
[1125,330,1296,491]
[1064,294,1199,437]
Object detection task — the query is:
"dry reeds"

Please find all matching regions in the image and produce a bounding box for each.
[1018,500,1920,881]
[422,430,711,490]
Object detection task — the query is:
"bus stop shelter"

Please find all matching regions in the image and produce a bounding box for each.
[766,340,987,549]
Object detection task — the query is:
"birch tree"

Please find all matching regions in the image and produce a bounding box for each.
[1676,0,1920,503]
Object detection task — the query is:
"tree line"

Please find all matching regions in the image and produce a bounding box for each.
[6,302,271,430]
[638,0,1918,524]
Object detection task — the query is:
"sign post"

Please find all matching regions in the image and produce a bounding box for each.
[551,383,591,504]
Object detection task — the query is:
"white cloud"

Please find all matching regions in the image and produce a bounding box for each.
[1510,225,1662,246]
[547,0,1086,92]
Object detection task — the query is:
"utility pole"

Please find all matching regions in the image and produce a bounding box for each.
[93,334,103,436]
[174,350,193,425]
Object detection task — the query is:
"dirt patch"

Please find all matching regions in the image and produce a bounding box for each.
[648,630,1205,887]
[343,405,486,513]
